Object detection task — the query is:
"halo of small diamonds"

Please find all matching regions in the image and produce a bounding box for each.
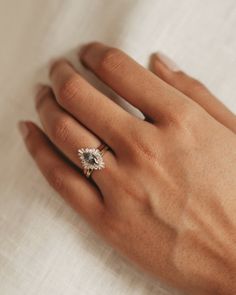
[78,148,105,171]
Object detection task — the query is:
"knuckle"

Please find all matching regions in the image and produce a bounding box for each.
[131,134,154,160]
[182,104,201,127]
[188,78,206,94]
[58,75,79,106]
[173,100,196,125]
[173,102,203,143]
[98,47,124,74]
[51,116,70,143]
[126,123,157,161]
[123,181,148,205]
[167,71,181,85]
[46,166,65,191]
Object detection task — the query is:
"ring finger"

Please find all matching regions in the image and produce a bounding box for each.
[35,85,117,188]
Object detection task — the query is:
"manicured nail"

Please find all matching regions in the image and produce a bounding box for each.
[78,44,88,57]
[49,58,72,77]
[79,42,97,57]
[18,121,29,139]
[156,52,180,72]
[34,84,48,107]
[48,57,62,69]
[35,84,45,96]
[79,42,105,68]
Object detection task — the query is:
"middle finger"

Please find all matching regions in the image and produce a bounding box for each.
[50,60,138,151]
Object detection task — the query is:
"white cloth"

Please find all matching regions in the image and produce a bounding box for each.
[0,0,235,294]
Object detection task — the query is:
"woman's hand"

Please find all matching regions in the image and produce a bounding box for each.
[19,42,236,295]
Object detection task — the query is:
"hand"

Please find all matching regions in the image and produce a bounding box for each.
[19,42,236,295]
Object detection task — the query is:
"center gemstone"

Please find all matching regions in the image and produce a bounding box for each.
[78,148,105,170]
[83,152,99,165]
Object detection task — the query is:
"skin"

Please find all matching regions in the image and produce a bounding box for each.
[19,42,236,295]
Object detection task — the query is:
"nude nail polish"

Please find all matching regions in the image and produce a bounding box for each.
[35,84,46,106]
[156,52,180,72]
[18,121,29,139]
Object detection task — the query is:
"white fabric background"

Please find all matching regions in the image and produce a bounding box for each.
[0,0,235,294]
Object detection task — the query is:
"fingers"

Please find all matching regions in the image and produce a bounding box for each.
[18,121,104,224]
[49,59,137,149]
[35,85,117,187]
[152,52,236,133]
[79,42,189,122]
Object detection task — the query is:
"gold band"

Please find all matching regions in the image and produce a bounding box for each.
[98,143,109,155]
[84,168,93,178]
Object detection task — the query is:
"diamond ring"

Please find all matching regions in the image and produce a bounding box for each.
[78,143,109,178]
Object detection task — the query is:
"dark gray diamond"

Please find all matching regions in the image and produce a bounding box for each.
[83,152,99,165]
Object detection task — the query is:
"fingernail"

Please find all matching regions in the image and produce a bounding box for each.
[48,57,62,69]
[78,42,97,57]
[78,44,88,57]
[156,52,180,72]
[35,84,45,96]
[34,84,46,107]
[79,42,105,68]
[35,83,44,91]
[18,121,29,139]
[49,58,72,78]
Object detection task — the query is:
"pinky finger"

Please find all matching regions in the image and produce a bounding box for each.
[151,52,236,134]
[18,121,105,225]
